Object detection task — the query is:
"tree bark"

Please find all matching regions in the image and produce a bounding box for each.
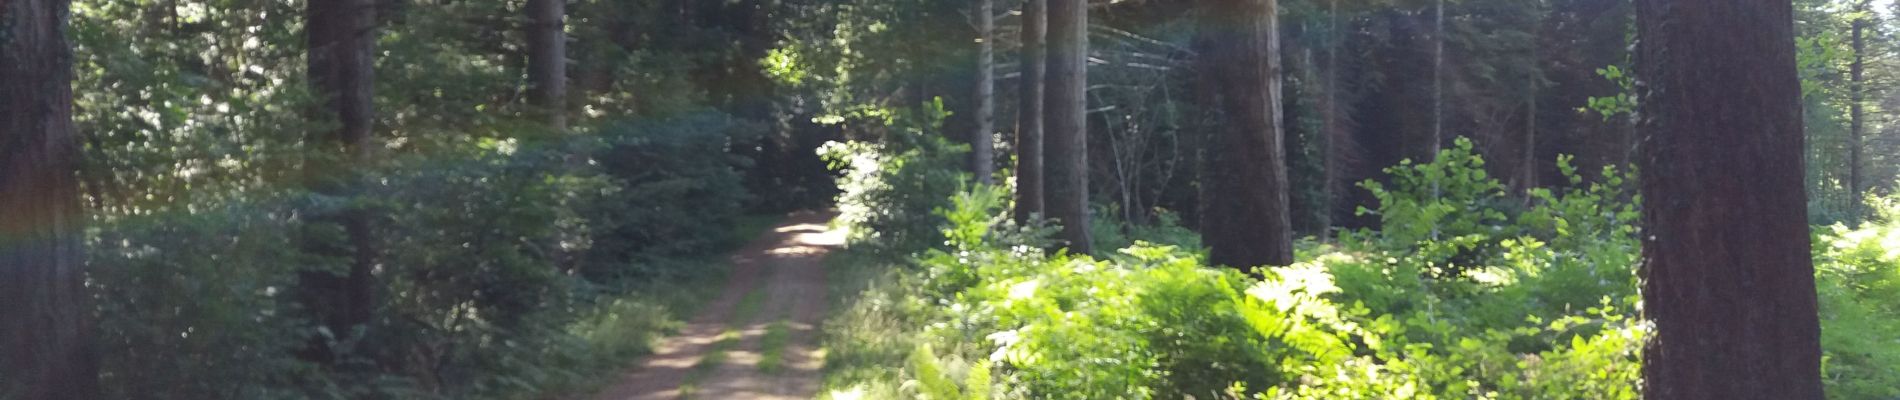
[1,0,101,395]
[304,0,378,363]
[1848,0,1867,217]
[1200,0,1295,269]
[527,0,567,131]
[1634,0,1824,397]
[971,0,996,184]
[1015,0,1047,223]
[1323,0,1342,234]
[1523,43,1539,194]
[1045,0,1090,254]
[1431,0,1445,158]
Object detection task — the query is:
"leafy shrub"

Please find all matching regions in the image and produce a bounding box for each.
[90,202,322,400]
[1088,203,1203,253]
[86,111,761,399]
[363,141,602,397]
[823,144,1657,399]
[585,110,760,284]
[820,99,971,256]
[1814,203,1900,399]
[825,147,1900,399]
[820,139,1900,400]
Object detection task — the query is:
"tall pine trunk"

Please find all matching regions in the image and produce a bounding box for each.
[1200,0,1295,269]
[1322,0,1346,235]
[1,0,100,395]
[1635,0,1824,397]
[1016,0,1046,223]
[971,0,996,184]
[1431,0,1445,158]
[528,0,567,131]
[1523,43,1539,194]
[1045,0,1090,254]
[303,0,379,364]
[1848,0,1867,217]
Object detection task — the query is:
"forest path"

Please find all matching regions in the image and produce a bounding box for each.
[587,210,841,400]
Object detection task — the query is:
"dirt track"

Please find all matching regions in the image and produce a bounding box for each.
[587,211,840,400]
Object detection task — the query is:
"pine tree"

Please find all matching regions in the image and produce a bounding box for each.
[1635,0,1824,396]
[301,0,379,363]
[1,0,100,395]
[1200,0,1295,268]
[1045,0,1091,253]
[527,0,568,130]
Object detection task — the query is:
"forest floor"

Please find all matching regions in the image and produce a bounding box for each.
[585,210,842,400]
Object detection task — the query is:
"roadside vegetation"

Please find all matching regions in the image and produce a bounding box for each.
[817,126,1900,399]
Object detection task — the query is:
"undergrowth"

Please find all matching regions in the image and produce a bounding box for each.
[817,137,1900,399]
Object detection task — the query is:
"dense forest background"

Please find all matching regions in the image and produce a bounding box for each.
[4,0,1900,397]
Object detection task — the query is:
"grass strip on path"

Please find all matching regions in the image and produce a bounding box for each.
[757,320,791,374]
[679,287,769,397]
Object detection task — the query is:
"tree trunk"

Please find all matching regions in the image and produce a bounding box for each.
[303,0,378,364]
[527,0,567,131]
[1322,0,1346,236]
[1848,0,1867,217]
[0,0,100,395]
[1431,0,1445,158]
[971,0,996,185]
[1634,0,1824,397]
[1200,0,1295,269]
[1015,0,1046,223]
[1523,44,1539,194]
[1045,0,1090,254]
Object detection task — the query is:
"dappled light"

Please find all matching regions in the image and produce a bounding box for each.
[3,0,1897,397]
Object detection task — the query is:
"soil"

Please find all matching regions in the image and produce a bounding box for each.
[586,210,841,400]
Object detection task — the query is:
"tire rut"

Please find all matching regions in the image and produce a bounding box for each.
[587,211,839,400]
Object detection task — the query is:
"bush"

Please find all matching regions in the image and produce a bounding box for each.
[819,99,971,256]
[1814,203,1900,399]
[90,202,322,400]
[823,137,1900,400]
[87,110,760,399]
[584,110,760,284]
[822,143,1653,399]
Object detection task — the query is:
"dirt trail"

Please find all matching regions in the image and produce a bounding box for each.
[587,211,841,400]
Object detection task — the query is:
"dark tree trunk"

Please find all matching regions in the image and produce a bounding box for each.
[1015,0,1046,223]
[1522,43,1540,194]
[971,0,996,184]
[1634,0,1824,397]
[303,0,378,364]
[1431,0,1445,158]
[1322,0,1344,235]
[527,0,567,131]
[1199,0,1295,269]
[1520,60,1535,194]
[1045,0,1090,254]
[0,0,100,395]
[1849,0,1868,217]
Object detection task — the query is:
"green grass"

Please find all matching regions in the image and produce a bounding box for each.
[757,320,791,374]
[815,248,921,399]
[679,287,771,398]
[731,286,768,323]
[678,330,742,398]
[538,215,781,399]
